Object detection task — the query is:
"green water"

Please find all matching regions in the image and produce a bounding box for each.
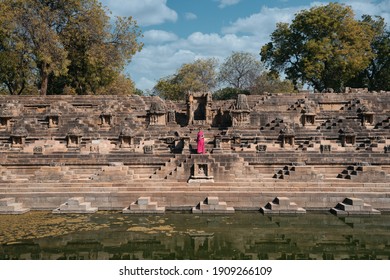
[0,211,389,260]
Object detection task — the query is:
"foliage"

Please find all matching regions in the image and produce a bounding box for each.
[0,0,143,95]
[154,58,218,100]
[153,76,183,101]
[95,74,136,95]
[218,52,263,90]
[250,72,295,94]
[213,87,250,100]
[260,3,377,92]
[347,16,390,91]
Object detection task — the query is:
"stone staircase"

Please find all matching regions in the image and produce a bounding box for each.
[330,197,380,216]
[260,197,306,215]
[0,197,30,214]
[122,196,165,214]
[337,165,362,179]
[273,165,294,179]
[52,197,98,213]
[192,196,234,214]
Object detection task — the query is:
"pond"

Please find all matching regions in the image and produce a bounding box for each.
[1,211,390,260]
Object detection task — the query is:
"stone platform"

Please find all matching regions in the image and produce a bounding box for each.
[260,197,306,215]
[0,91,389,212]
[330,197,381,216]
[123,196,165,214]
[192,196,235,214]
[0,197,30,214]
[52,197,98,214]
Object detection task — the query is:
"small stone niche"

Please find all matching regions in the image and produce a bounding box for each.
[122,197,165,214]
[119,127,134,148]
[362,111,374,126]
[303,113,316,126]
[11,126,28,148]
[188,163,214,183]
[280,125,295,148]
[67,127,83,148]
[0,116,11,129]
[100,111,113,127]
[48,115,59,128]
[340,127,356,147]
[149,97,167,126]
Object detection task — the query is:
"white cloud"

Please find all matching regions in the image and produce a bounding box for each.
[216,0,241,8]
[143,30,179,43]
[222,6,303,38]
[185,12,197,20]
[100,0,177,26]
[124,0,390,91]
[344,0,390,25]
[127,32,261,91]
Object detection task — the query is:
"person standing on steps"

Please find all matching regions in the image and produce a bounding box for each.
[197,129,205,154]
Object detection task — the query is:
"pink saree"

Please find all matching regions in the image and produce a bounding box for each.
[197,130,205,154]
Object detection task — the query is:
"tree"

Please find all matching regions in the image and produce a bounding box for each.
[153,76,182,100]
[260,3,377,92]
[154,58,218,100]
[0,0,143,95]
[213,87,249,100]
[250,72,294,94]
[218,51,263,90]
[95,74,136,95]
[58,8,143,95]
[347,16,390,91]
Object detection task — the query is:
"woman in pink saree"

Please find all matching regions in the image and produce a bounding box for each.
[197,130,205,154]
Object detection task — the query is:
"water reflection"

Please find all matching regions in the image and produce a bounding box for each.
[0,212,389,260]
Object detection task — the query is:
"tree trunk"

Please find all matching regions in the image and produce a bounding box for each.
[40,63,48,95]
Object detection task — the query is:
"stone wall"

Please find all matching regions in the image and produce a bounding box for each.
[0,91,389,211]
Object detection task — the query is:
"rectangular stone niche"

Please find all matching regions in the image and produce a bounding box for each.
[188,163,214,183]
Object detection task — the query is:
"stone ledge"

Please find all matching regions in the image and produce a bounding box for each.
[52,197,98,214]
[0,197,30,215]
[260,196,306,215]
[330,197,381,216]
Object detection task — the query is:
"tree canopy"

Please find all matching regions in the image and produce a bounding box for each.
[347,15,390,91]
[260,3,378,92]
[0,0,143,95]
[154,58,218,100]
[218,51,263,90]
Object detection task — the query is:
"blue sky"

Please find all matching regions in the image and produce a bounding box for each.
[99,0,390,91]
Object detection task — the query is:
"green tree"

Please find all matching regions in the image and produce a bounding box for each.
[0,0,143,95]
[58,8,143,95]
[154,58,218,100]
[213,87,249,100]
[250,72,295,94]
[260,3,377,92]
[347,16,390,91]
[218,51,263,90]
[154,77,182,100]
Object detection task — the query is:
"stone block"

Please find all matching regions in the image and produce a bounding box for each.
[137,197,151,205]
[343,197,363,206]
[207,197,219,205]
[0,197,15,206]
[67,197,85,206]
[274,197,290,206]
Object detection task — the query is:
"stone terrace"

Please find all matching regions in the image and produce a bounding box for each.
[0,90,389,211]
